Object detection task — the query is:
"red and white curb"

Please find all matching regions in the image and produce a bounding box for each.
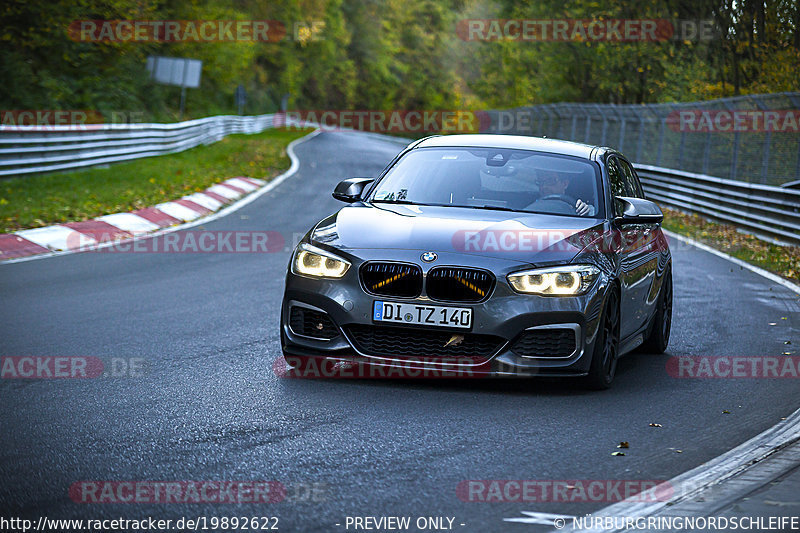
[0,177,265,261]
[0,129,322,264]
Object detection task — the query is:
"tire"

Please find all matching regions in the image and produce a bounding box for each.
[585,287,621,390]
[640,269,672,354]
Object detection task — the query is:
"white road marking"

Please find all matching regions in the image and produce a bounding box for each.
[96,213,159,235]
[14,225,96,251]
[504,511,576,526]
[183,192,224,211]
[206,184,242,200]
[153,202,204,222]
[226,177,259,192]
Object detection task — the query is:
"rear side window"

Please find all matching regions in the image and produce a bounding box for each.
[607,157,626,198]
[617,158,645,198]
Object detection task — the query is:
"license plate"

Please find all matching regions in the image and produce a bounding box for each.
[373,301,472,329]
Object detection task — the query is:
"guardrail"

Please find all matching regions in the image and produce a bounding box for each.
[482,92,800,187]
[1,109,797,245]
[480,93,800,245]
[634,164,800,245]
[0,114,276,177]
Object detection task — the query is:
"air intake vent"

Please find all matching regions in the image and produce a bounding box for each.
[345,324,504,361]
[360,262,423,298]
[511,328,577,358]
[289,307,339,339]
[426,267,494,302]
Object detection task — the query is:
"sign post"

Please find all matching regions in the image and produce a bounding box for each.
[235,85,247,115]
[146,56,202,118]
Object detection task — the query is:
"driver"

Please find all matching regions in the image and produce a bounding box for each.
[529,169,595,216]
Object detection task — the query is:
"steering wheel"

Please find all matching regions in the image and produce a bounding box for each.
[537,194,576,208]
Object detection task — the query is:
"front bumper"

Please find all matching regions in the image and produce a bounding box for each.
[280,248,610,377]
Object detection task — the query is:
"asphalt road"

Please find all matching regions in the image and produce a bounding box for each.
[1,131,799,532]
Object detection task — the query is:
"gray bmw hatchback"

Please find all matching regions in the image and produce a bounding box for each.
[281,134,672,388]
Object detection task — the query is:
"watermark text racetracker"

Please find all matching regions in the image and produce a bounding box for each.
[66,231,285,253]
[276,110,490,134]
[457,19,716,42]
[669,109,800,133]
[1,357,146,379]
[460,479,672,502]
[452,228,669,254]
[667,356,800,378]
[69,20,325,43]
[69,480,326,503]
[275,356,493,379]
[0,110,144,131]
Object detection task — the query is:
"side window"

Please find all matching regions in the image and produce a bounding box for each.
[618,158,645,198]
[607,157,626,216]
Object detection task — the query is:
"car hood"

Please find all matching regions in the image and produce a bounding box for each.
[310,203,605,265]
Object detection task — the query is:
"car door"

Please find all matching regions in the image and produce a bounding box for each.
[613,155,660,339]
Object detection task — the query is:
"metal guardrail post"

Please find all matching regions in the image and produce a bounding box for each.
[674,104,686,169]
[702,129,712,175]
[550,105,561,138]
[719,98,742,181]
[545,105,555,137]
[751,95,772,184]
[584,106,592,144]
[656,110,666,166]
[596,104,608,146]
[637,106,657,163]
[611,105,626,154]
[789,94,800,182]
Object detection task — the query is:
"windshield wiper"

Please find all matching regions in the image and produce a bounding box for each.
[372,201,518,212]
[462,205,517,212]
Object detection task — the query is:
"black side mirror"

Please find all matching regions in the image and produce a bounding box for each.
[614,197,664,225]
[333,177,374,203]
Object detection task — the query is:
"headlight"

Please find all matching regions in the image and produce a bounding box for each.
[507,265,600,296]
[292,244,350,279]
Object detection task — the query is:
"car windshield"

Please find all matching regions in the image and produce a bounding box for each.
[369,147,603,218]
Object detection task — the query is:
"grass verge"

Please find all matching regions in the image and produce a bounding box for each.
[662,207,800,285]
[0,127,313,233]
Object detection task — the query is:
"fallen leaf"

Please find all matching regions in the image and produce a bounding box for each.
[444,334,465,348]
[617,442,630,449]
